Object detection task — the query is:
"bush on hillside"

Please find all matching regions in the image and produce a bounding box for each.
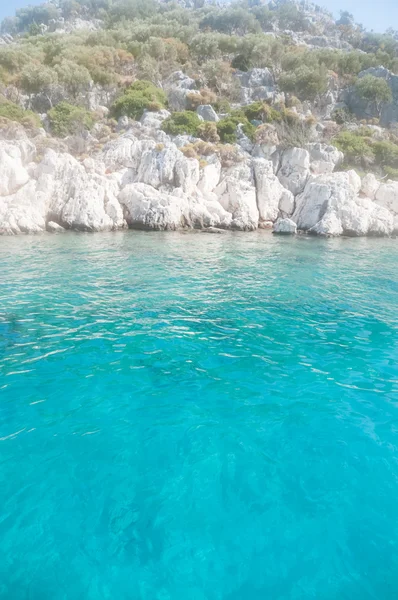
[373,140,398,169]
[332,107,352,124]
[276,119,314,149]
[186,88,217,110]
[216,117,239,144]
[161,111,202,136]
[216,112,255,144]
[19,64,58,96]
[197,121,220,143]
[354,75,393,115]
[54,60,92,98]
[0,99,41,128]
[111,80,167,120]
[333,130,375,166]
[48,102,94,137]
[279,65,328,101]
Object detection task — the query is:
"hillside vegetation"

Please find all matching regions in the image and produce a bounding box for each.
[0,0,398,178]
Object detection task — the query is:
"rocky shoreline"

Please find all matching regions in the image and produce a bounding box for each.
[1,110,397,238]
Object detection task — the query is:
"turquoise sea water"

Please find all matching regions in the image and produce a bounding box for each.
[0,231,398,599]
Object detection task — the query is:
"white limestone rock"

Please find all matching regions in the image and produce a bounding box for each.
[189,198,232,229]
[197,156,222,196]
[236,68,275,103]
[273,218,297,234]
[0,143,30,196]
[347,169,362,195]
[375,181,398,216]
[47,221,65,233]
[175,156,200,194]
[37,151,125,232]
[277,147,310,196]
[164,71,199,111]
[140,109,171,129]
[0,179,47,235]
[293,172,393,236]
[101,135,156,171]
[361,173,380,200]
[116,116,130,131]
[253,158,294,222]
[196,105,219,122]
[215,163,259,230]
[118,182,190,230]
[306,143,343,175]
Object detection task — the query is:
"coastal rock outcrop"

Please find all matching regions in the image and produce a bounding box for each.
[1,128,398,237]
[277,147,310,196]
[253,158,294,222]
[293,172,393,236]
[215,163,259,230]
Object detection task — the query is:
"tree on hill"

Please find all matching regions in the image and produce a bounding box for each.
[355,74,393,116]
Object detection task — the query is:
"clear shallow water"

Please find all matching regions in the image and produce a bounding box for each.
[0,231,398,600]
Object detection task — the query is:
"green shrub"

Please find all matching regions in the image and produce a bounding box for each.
[279,65,328,101]
[48,102,94,137]
[242,102,265,122]
[111,80,167,120]
[161,111,202,136]
[355,75,392,115]
[212,98,231,114]
[333,130,374,165]
[373,140,398,168]
[332,107,352,124]
[0,99,40,128]
[231,53,251,71]
[384,166,398,180]
[215,117,237,143]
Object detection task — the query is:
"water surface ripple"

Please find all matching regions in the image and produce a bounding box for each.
[0,231,398,599]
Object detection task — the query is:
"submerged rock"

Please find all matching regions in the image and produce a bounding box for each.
[202,227,227,234]
[47,221,65,233]
[273,218,297,234]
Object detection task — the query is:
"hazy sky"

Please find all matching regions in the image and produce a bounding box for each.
[0,0,397,33]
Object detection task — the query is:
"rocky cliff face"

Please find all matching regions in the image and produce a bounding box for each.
[1,112,397,237]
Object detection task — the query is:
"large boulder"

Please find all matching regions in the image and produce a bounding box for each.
[0,180,46,235]
[196,105,219,122]
[101,135,155,171]
[164,71,200,111]
[140,109,171,129]
[0,142,31,196]
[361,173,380,200]
[277,147,310,196]
[375,180,398,214]
[119,182,190,230]
[273,218,297,234]
[253,158,294,222]
[0,148,125,234]
[235,68,275,104]
[293,172,393,236]
[215,163,259,230]
[38,150,125,232]
[118,182,232,230]
[197,155,222,196]
[306,143,344,175]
